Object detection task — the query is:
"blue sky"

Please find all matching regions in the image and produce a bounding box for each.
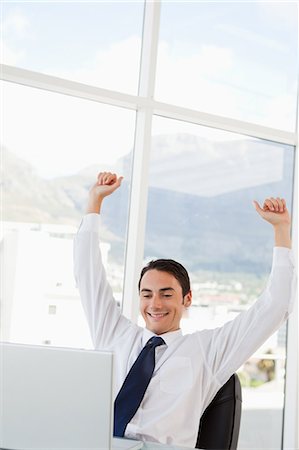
[2,1,144,72]
[3,2,297,77]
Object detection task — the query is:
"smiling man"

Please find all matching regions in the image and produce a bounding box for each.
[74,172,296,448]
[139,262,192,335]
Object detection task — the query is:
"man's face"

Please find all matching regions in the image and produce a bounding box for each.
[139,269,192,335]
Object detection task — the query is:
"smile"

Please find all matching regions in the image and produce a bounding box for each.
[147,312,169,319]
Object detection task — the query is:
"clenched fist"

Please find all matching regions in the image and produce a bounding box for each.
[87,172,123,214]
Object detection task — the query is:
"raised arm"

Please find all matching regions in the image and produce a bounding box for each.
[87,171,123,214]
[253,196,291,248]
[74,172,132,349]
[199,196,296,386]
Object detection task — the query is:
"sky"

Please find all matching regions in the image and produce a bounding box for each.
[1,1,298,178]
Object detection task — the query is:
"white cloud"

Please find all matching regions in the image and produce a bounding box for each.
[1,8,31,65]
[1,43,25,66]
[47,36,141,95]
[156,41,239,116]
[155,37,296,129]
[199,44,234,74]
[216,23,288,53]
[2,8,31,39]
[257,2,297,30]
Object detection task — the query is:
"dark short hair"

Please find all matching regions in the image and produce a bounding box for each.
[138,259,191,297]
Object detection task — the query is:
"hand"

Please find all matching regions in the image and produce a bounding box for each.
[253,197,291,227]
[253,197,291,248]
[87,172,123,214]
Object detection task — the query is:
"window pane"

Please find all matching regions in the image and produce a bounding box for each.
[2,1,144,94]
[156,2,297,131]
[1,81,135,348]
[142,115,294,450]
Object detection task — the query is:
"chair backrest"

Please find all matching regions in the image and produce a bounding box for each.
[196,374,242,450]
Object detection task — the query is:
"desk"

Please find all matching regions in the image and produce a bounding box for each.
[142,443,195,450]
[116,437,198,450]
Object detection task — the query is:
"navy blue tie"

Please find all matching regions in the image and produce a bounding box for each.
[113,336,165,437]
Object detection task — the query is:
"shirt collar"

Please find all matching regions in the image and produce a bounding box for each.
[142,328,182,347]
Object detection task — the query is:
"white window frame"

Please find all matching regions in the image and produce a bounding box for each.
[282,12,299,442]
[1,1,298,447]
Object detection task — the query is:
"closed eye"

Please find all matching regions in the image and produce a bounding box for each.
[141,292,152,298]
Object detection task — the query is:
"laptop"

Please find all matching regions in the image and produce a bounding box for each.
[0,342,142,450]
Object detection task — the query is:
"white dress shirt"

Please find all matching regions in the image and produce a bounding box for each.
[74,213,296,448]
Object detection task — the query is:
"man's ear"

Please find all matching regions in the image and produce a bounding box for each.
[183,291,192,307]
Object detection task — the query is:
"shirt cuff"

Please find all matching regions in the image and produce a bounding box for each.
[272,247,295,268]
[78,213,101,232]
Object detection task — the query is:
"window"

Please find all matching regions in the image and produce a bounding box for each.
[156,2,297,130]
[2,1,144,94]
[1,1,297,448]
[1,81,135,347]
[141,115,294,449]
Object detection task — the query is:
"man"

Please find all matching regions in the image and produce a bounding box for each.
[74,172,296,447]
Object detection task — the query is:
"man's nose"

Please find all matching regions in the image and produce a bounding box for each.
[150,293,163,308]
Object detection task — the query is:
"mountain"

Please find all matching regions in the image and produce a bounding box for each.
[2,149,83,224]
[105,134,294,273]
[1,134,294,274]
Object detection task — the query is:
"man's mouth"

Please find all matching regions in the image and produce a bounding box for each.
[147,312,169,319]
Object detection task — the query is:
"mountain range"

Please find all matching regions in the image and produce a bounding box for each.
[1,133,294,274]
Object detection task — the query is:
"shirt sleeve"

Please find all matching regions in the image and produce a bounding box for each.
[197,247,297,386]
[73,213,133,349]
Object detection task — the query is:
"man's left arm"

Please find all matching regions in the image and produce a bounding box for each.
[198,197,296,386]
[253,196,291,249]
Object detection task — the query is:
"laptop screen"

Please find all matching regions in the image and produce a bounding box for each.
[0,342,114,450]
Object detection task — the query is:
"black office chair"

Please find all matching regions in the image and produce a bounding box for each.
[196,374,242,450]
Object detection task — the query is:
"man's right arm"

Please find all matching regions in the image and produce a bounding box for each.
[74,172,131,349]
[85,171,123,215]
